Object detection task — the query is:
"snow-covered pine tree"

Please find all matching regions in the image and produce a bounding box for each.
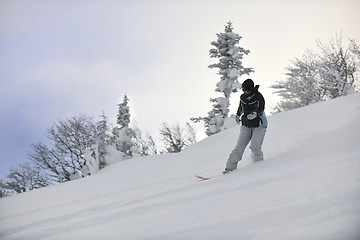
[95,111,112,169]
[131,122,158,156]
[209,21,253,99]
[113,94,140,159]
[195,97,230,136]
[193,21,253,135]
[117,94,130,128]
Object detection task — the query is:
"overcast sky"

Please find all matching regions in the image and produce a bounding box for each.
[1,0,359,178]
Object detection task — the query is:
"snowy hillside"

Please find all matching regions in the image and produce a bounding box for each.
[1,93,360,240]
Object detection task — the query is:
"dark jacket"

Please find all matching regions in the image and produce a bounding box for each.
[237,85,267,128]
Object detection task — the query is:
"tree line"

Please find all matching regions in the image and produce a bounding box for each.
[0,95,196,197]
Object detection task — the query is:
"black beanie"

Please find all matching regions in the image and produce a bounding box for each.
[242,79,254,91]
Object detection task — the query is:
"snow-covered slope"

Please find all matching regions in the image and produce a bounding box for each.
[1,93,360,240]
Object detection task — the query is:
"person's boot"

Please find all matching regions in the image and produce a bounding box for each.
[222,168,233,174]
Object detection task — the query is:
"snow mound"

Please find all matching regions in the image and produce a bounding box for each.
[1,93,360,240]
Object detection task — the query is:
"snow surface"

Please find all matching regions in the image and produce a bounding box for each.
[1,93,360,240]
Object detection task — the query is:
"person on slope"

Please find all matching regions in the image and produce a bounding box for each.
[222,79,268,174]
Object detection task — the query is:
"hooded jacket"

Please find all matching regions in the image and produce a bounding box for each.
[237,85,267,128]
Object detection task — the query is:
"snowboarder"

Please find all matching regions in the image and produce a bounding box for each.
[223,79,267,174]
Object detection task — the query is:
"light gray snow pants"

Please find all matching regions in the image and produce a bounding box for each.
[225,126,266,170]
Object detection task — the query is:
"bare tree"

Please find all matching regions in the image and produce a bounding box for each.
[28,142,71,182]
[3,162,49,193]
[27,115,98,182]
[159,122,197,153]
[317,34,359,98]
[272,34,360,112]
[48,115,97,167]
[271,50,323,112]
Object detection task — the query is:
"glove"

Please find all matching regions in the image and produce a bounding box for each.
[247,112,257,120]
[235,115,240,124]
